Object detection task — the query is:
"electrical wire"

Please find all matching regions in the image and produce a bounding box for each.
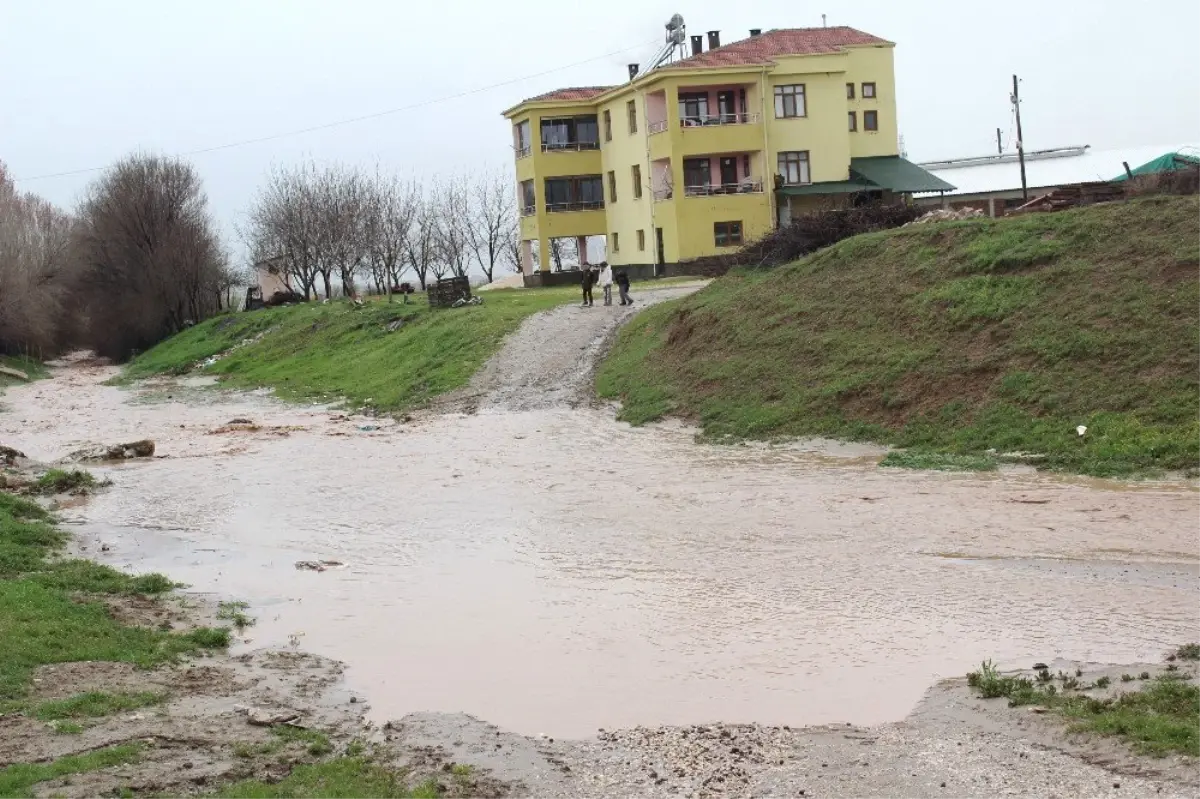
[13,39,655,183]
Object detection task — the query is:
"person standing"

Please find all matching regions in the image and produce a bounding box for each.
[580,264,595,307]
[615,269,633,306]
[598,261,613,306]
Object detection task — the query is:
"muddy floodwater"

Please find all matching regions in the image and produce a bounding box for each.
[3,357,1198,739]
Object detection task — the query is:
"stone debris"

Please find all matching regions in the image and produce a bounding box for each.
[905,207,986,225]
[295,560,348,572]
[63,439,155,462]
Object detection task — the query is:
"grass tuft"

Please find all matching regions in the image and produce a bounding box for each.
[210,756,438,798]
[0,744,141,799]
[966,660,1199,756]
[30,690,166,720]
[879,450,998,472]
[32,469,101,496]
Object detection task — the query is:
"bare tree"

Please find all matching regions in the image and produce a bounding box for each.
[72,152,227,359]
[406,194,439,290]
[462,170,516,284]
[432,177,471,279]
[363,170,417,301]
[0,162,76,358]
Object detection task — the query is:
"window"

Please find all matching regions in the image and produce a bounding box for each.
[612,232,620,252]
[848,111,857,132]
[514,120,532,157]
[544,176,604,211]
[773,84,806,118]
[846,82,855,99]
[714,221,743,247]
[519,180,535,215]
[862,82,876,99]
[627,100,637,134]
[541,115,599,151]
[678,92,709,125]
[637,229,646,251]
[683,158,711,193]
[631,164,643,199]
[603,110,612,142]
[864,110,879,131]
[777,151,811,185]
[607,170,617,203]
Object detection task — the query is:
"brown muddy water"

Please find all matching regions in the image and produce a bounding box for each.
[3,359,1198,739]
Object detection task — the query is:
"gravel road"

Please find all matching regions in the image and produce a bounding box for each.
[443,282,707,413]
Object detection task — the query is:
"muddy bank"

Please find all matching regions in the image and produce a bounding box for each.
[387,655,1199,797]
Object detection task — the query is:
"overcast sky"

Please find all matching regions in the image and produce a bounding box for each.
[3,0,1198,258]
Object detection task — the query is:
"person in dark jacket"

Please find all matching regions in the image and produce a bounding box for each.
[615,269,632,306]
[580,264,596,307]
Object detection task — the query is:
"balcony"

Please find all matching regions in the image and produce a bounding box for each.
[546,200,604,213]
[541,141,600,153]
[648,120,668,136]
[515,146,532,159]
[520,204,536,217]
[683,179,764,197]
[681,112,761,128]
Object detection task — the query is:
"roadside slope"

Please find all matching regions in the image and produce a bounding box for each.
[121,286,588,413]
[598,195,1200,476]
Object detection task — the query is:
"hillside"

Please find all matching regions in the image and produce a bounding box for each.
[598,195,1200,476]
[121,286,587,412]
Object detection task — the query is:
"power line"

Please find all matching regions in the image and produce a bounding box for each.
[14,40,654,183]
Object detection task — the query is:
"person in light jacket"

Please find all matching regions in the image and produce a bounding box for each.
[598,262,613,306]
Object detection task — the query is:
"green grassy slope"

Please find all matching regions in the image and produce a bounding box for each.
[598,195,1200,476]
[122,285,588,412]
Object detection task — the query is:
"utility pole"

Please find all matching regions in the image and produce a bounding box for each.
[996,127,1003,155]
[1011,74,1028,200]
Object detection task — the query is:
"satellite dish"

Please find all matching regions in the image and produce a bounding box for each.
[665,13,684,31]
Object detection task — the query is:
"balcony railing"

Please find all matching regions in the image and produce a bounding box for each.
[683,179,764,197]
[652,187,674,202]
[515,146,532,159]
[541,141,601,153]
[680,112,761,127]
[520,204,536,217]
[648,120,668,135]
[546,200,604,213]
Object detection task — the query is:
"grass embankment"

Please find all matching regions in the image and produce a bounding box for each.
[599,196,1200,476]
[122,281,682,412]
[967,649,1200,757]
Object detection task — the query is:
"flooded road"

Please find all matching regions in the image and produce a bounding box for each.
[2,357,1197,739]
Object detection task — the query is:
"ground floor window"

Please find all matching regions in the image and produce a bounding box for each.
[714,221,743,247]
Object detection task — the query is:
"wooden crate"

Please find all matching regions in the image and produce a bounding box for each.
[428,276,471,308]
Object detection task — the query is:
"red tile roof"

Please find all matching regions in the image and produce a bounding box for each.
[511,28,889,111]
[661,26,890,69]
[523,86,615,103]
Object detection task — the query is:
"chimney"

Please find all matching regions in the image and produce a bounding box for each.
[707,30,721,49]
[628,63,639,80]
[749,28,761,37]
[690,34,703,56]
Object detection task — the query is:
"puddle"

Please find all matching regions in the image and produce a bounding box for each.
[2,361,1198,738]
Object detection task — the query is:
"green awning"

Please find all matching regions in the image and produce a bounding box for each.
[1111,152,1200,181]
[778,179,875,196]
[849,156,956,193]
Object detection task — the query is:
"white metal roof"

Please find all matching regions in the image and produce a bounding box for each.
[917,143,1200,196]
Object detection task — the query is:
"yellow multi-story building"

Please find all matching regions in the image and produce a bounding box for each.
[502,26,951,280]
